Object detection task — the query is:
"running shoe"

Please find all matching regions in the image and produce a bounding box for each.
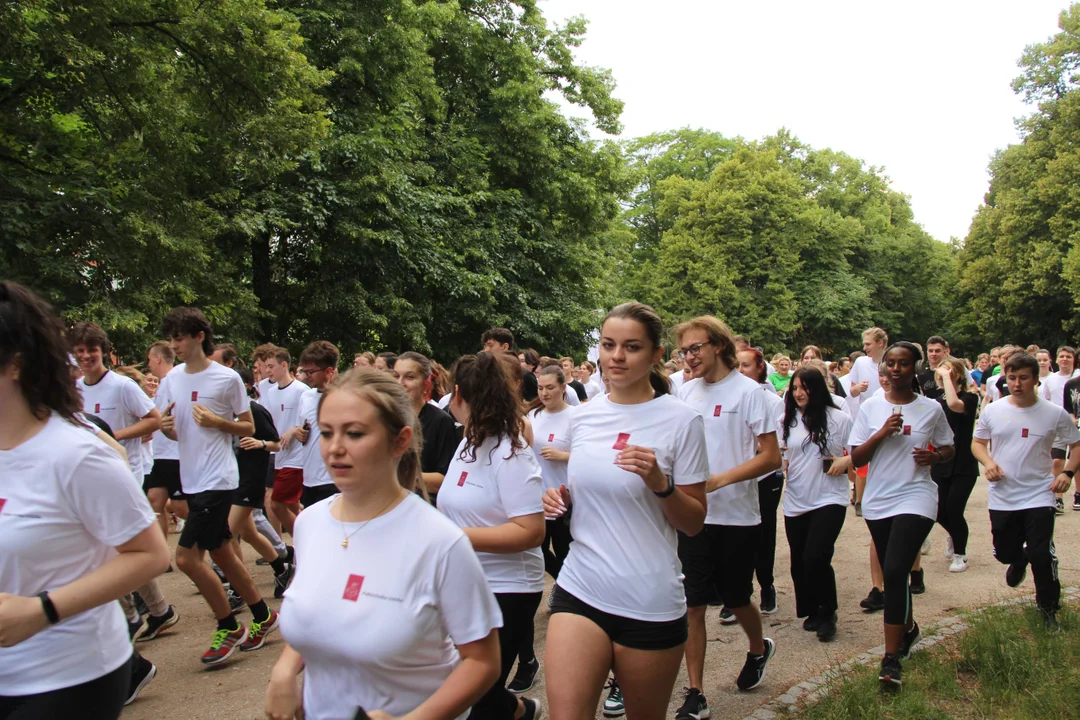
[201,625,249,665]
[759,586,778,615]
[802,615,819,632]
[735,638,775,691]
[878,653,902,688]
[898,621,921,659]
[602,678,624,718]
[675,687,711,720]
[816,612,837,642]
[133,592,149,616]
[1074,493,1080,511]
[719,607,738,625]
[860,587,885,612]
[240,609,280,652]
[1006,560,1028,588]
[136,606,179,642]
[508,657,539,693]
[1055,497,1066,515]
[255,556,270,566]
[949,555,969,573]
[274,562,295,599]
[520,697,543,720]
[1043,610,1062,632]
[944,535,955,560]
[125,654,157,705]
[127,615,146,642]
[228,588,246,612]
[909,569,926,595]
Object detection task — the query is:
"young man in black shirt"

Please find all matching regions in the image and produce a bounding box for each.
[395,351,461,501]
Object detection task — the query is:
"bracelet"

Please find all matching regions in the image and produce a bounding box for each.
[654,475,676,498]
[37,592,60,624]
[262,440,267,450]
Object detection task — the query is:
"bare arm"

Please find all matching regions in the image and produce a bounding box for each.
[706,432,782,493]
[464,512,545,553]
[114,408,162,442]
[971,437,1003,481]
[850,412,903,468]
[658,481,707,536]
[394,631,501,720]
[422,472,446,493]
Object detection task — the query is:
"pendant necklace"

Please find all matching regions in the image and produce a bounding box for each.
[336,490,404,548]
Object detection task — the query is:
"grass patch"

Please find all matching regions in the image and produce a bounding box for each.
[791,602,1080,720]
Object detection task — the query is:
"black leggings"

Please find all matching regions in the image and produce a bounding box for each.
[755,472,784,590]
[0,653,131,720]
[865,514,934,626]
[935,474,977,555]
[472,592,543,720]
[784,504,846,617]
[541,514,572,581]
[991,507,1060,613]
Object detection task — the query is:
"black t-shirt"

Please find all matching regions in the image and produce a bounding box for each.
[521,371,538,402]
[931,391,979,479]
[917,369,944,400]
[419,402,461,477]
[995,374,1011,399]
[569,380,588,402]
[1063,376,1080,418]
[237,400,279,485]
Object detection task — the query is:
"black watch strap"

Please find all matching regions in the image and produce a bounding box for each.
[654,475,676,498]
[37,591,60,624]
[1064,469,1075,479]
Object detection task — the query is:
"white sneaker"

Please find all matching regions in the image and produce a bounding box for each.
[921,536,932,556]
[944,535,954,560]
[949,555,968,573]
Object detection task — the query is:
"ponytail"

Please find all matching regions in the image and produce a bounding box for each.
[650,363,671,397]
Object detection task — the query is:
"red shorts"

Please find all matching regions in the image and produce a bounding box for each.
[272,468,304,504]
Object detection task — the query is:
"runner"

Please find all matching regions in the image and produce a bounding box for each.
[0,281,170,718]
[266,370,502,720]
[1039,346,1078,514]
[264,347,310,537]
[393,351,460,499]
[561,357,588,403]
[767,356,792,395]
[849,342,955,689]
[288,341,342,507]
[146,341,188,539]
[352,351,375,368]
[1063,370,1080,510]
[158,307,278,664]
[931,358,980,573]
[374,352,397,373]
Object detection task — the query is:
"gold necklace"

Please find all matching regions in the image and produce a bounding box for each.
[335,490,405,548]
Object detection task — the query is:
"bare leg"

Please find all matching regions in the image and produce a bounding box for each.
[209,545,263,606]
[614,642,685,720]
[546,613,615,720]
[229,505,279,563]
[870,540,884,590]
[731,604,765,656]
[148,488,170,539]
[176,546,231,619]
[685,605,707,689]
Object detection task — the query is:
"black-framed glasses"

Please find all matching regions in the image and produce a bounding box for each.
[676,342,712,360]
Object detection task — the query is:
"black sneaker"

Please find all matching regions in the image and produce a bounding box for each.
[213,564,228,586]
[125,654,157,705]
[508,657,539,694]
[132,592,150,616]
[1074,493,1080,511]
[1006,560,1028,588]
[1043,610,1062,632]
[274,562,295,599]
[802,615,819,632]
[1055,497,1065,515]
[898,621,921,659]
[860,587,885,612]
[675,687,711,720]
[719,606,738,625]
[255,556,270,566]
[816,612,837,642]
[736,638,775,691]
[127,615,146,641]
[286,545,295,565]
[602,678,624,718]
[228,588,246,612]
[878,653,902,688]
[759,586,777,615]
[909,569,925,595]
[519,696,542,720]
[136,606,180,642]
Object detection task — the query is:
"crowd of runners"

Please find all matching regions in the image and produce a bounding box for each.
[2,278,1078,720]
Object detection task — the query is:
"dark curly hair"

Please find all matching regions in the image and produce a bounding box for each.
[453,351,526,462]
[782,368,838,457]
[0,282,83,424]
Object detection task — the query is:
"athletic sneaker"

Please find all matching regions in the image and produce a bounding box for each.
[201,625,249,665]
[860,587,885,612]
[136,606,180,642]
[125,654,157,705]
[520,697,542,720]
[898,621,921,659]
[920,537,931,556]
[132,592,149,616]
[228,588,246,612]
[802,615,819,632]
[213,564,228,586]
[602,679,624,718]
[127,615,145,641]
[735,638,775,691]
[1055,497,1065,515]
[240,609,280,652]
[1006,560,1028,588]
[944,535,955,560]
[507,657,539,693]
[816,612,837,642]
[949,555,969,573]
[1043,611,1062,632]
[909,569,926,595]
[759,586,777,615]
[719,607,738,625]
[878,653,902,688]
[274,562,295,599]
[675,687,711,720]
[1074,493,1080,511]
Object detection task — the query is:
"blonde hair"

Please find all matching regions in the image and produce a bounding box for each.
[863,327,888,345]
[942,357,969,392]
[320,369,426,498]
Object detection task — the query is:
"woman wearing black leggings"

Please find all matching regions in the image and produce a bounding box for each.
[849,342,954,689]
[930,358,979,573]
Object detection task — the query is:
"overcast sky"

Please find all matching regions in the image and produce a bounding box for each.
[538,0,1067,243]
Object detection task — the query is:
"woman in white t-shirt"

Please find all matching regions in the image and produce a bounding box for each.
[268,370,502,720]
[0,282,170,718]
[848,342,955,690]
[438,352,546,720]
[779,369,853,642]
[542,303,709,720]
[530,366,575,581]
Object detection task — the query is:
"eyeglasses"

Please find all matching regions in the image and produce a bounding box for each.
[676,342,712,360]
[298,367,326,376]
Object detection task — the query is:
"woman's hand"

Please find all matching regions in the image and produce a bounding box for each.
[542,486,571,518]
[265,671,303,720]
[0,594,49,647]
[983,462,1005,482]
[239,437,264,451]
[935,364,954,385]
[539,447,570,463]
[878,412,904,438]
[826,455,852,476]
[614,445,668,493]
[911,447,939,467]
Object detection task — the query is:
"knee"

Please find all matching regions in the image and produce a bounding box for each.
[175,549,198,574]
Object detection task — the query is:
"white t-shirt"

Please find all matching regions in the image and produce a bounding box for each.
[437,393,452,411]
[557,394,710,621]
[78,371,156,477]
[985,377,1003,403]
[583,379,603,399]
[780,406,854,517]
[838,375,860,419]
[847,355,881,413]
[297,388,335,488]
[1039,370,1079,406]
[757,384,785,480]
[974,397,1080,511]
[530,406,575,492]
[669,371,687,392]
[564,387,581,406]
[437,436,545,593]
[156,362,250,494]
[678,371,775,526]
[848,395,954,521]
[0,415,156,695]
[281,494,502,720]
[265,379,310,469]
[151,373,180,462]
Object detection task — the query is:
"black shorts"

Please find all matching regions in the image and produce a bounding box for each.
[550,585,687,650]
[1051,447,1067,461]
[264,461,277,490]
[143,459,184,499]
[233,472,266,509]
[678,523,760,609]
[301,483,339,507]
[178,490,234,551]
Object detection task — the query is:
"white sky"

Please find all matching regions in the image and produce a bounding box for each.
[538,0,1067,242]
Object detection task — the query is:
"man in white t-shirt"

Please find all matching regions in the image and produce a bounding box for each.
[674,318,782,717]
[146,340,187,537]
[263,347,309,536]
[70,322,161,479]
[972,352,1080,627]
[1037,346,1079,512]
[159,307,277,664]
[847,327,888,412]
[283,341,341,508]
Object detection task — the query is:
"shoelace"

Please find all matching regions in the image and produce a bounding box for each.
[249,620,263,636]
[209,628,232,649]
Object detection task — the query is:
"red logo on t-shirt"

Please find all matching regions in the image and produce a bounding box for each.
[191,391,198,402]
[457,471,468,487]
[613,433,631,450]
[548,433,555,442]
[0,498,6,516]
[1022,428,1029,438]
[94,403,100,414]
[342,574,365,601]
[903,425,912,436]
[281,404,285,412]
[713,405,722,417]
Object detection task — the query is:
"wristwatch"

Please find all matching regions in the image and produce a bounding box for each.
[654,474,676,498]
[1063,469,1075,479]
[262,440,267,450]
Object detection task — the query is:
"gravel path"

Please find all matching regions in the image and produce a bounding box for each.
[122,480,1080,719]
